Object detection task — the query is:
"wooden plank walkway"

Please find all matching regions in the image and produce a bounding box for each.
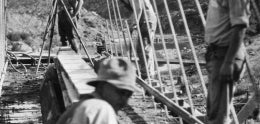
[54,47,96,107]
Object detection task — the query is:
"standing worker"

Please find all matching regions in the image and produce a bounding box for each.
[57,0,83,53]
[204,0,250,123]
[56,58,141,124]
[121,0,157,80]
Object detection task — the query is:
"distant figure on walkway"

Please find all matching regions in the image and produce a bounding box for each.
[56,58,140,124]
[204,0,250,123]
[57,0,83,53]
[121,0,157,80]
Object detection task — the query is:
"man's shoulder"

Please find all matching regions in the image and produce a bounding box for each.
[78,98,117,117]
[80,98,114,110]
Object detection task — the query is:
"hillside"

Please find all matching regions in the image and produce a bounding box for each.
[6,0,108,52]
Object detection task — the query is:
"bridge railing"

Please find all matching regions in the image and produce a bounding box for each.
[102,0,208,123]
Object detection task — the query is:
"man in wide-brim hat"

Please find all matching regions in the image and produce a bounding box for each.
[57,58,141,124]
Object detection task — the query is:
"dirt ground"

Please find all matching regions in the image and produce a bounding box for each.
[0,66,44,124]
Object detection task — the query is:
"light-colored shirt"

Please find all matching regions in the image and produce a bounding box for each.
[205,0,250,46]
[56,93,118,124]
[128,0,157,27]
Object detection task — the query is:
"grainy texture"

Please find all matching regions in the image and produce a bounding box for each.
[0,67,43,124]
[0,0,6,76]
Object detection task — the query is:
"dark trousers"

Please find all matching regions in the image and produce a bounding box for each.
[205,44,245,124]
[58,10,78,52]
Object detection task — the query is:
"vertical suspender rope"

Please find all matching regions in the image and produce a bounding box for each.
[106,20,114,56]
[151,2,184,121]
[140,0,170,117]
[130,0,157,111]
[162,0,195,115]
[176,0,207,97]
[106,0,118,56]
[104,23,109,53]
[139,0,164,92]
[115,0,130,58]
[125,20,145,99]
[59,0,94,67]
[111,0,125,57]
[47,6,57,66]
[130,0,152,85]
[151,0,179,104]
[194,0,206,27]
[36,0,58,74]
[125,20,141,77]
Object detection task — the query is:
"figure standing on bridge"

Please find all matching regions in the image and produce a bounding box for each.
[204,0,250,123]
[56,58,141,124]
[57,0,83,53]
[120,0,157,80]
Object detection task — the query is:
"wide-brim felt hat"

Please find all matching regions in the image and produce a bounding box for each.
[88,58,141,93]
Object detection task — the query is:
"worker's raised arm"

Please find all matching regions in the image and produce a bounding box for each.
[72,0,83,18]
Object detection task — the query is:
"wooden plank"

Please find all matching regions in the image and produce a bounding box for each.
[56,49,97,106]
[62,63,93,70]
[119,57,206,66]
[58,51,76,55]
[156,58,206,66]
[72,78,96,86]
[59,59,85,64]
[136,77,204,124]
[69,77,96,95]
[65,69,95,74]
[58,55,82,60]
[233,95,257,124]
[155,35,189,41]
[70,73,97,80]
[55,58,79,107]
[59,46,73,51]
